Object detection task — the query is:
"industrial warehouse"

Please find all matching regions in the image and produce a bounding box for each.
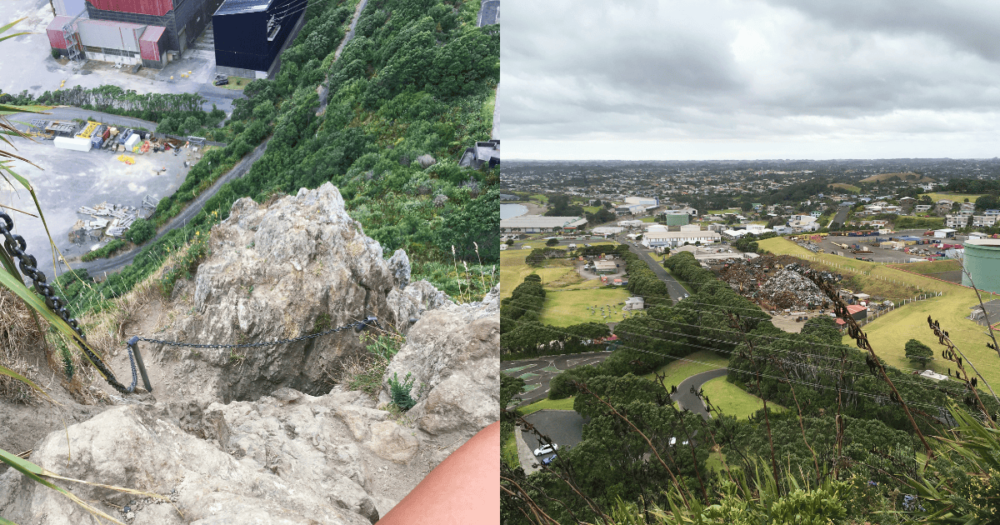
[45,0,302,76]
[212,0,308,78]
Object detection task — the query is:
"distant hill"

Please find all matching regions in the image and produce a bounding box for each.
[859,172,935,183]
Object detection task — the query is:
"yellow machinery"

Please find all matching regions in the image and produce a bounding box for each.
[76,120,99,139]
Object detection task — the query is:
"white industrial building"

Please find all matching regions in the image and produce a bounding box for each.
[643,230,721,248]
[660,206,698,217]
[618,220,644,228]
[625,196,659,206]
[500,215,587,233]
[591,226,624,236]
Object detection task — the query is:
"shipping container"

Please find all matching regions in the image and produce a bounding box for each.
[54,137,93,152]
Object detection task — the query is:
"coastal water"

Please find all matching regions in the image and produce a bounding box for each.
[501,203,528,219]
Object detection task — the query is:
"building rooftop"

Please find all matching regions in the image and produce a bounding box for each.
[966,238,1000,247]
[500,215,587,229]
[216,0,274,16]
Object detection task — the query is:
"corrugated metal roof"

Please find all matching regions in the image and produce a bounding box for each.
[215,0,274,16]
[46,15,76,32]
[79,19,147,32]
[78,19,145,52]
[139,25,165,42]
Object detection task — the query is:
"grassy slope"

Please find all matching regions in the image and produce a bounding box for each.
[890,259,962,275]
[641,350,729,388]
[518,396,576,416]
[701,377,785,420]
[758,236,1000,388]
[538,288,632,327]
[502,429,519,469]
[919,192,987,203]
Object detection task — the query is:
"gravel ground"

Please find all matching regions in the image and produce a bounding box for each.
[1,133,194,276]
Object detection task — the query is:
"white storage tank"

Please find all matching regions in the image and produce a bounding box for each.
[53,136,92,152]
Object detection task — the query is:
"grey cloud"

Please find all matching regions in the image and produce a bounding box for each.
[500,0,1000,158]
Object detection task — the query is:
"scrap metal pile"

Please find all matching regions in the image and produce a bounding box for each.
[69,196,159,242]
[718,254,832,310]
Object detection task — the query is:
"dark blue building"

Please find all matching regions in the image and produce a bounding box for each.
[212,0,304,78]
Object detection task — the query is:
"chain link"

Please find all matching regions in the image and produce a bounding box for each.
[0,210,138,395]
[135,316,380,349]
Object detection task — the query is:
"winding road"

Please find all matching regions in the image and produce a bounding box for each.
[671,368,728,420]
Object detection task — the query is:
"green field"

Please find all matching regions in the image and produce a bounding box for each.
[641,350,730,389]
[500,249,615,301]
[701,377,785,420]
[708,209,741,215]
[641,216,657,223]
[530,193,549,203]
[518,396,577,416]
[919,192,987,204]
[538,288,633,327]
[829,183,861,193]
[757,237,1000,389]
[583,206,602,214]
[890,259,962,275]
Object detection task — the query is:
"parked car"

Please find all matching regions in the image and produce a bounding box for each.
[533,443,559,456]
[542,454,558,466]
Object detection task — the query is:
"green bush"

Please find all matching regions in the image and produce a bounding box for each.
[125,218,155,245]
[81,239,128,262]
[389,372,416,411]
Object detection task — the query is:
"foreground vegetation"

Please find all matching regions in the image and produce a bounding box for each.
[502,249,1000,524]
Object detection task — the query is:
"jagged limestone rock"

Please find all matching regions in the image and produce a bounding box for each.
[153,183,398,404]
[385,280,454,335]
[433,194,449,207]
[387,248,411,289]
[0,405,373,525]
[380,286,499,460]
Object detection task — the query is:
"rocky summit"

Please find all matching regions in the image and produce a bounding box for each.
[0,183,499,525]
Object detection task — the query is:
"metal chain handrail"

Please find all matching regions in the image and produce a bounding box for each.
[0,210,141,395]
[133,316,380,349]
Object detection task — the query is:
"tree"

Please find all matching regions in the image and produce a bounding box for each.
[505,239,514,246]
[904,339,933,364]
[546,238,559,247]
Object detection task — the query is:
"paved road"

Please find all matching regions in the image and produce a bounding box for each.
[627,243,687,303]
[829,207,849,228]
[671,368,728,420]
[502,351,612,406]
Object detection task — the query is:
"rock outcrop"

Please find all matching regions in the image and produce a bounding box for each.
[381,286,500,462]
[146,184,406,404]
[0,183,499,524]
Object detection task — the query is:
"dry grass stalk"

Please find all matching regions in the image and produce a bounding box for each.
[0,287,46,401]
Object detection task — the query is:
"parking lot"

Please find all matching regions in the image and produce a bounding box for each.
[811,229,961,264]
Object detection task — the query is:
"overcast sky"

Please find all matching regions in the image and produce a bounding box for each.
[500,0,1000,160]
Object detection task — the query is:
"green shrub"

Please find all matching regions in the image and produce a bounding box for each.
[125,218,155,245]
[389,372,416,411]
[81,239,128,262]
